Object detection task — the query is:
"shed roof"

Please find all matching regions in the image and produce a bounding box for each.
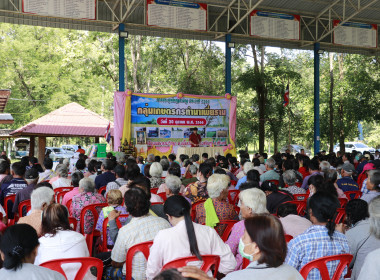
[10,102,113,137]
[0,113,14,124]
[0,90,11,113]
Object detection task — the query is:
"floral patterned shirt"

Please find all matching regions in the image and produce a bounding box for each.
[149,176,165,189]
[184,181,208,203]
[72,192,106,234]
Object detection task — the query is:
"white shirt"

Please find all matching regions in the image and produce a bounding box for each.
[35,230,90,280]
[253,166,264,175]
[358,247,380,280]
[52,177,72,189]
[146,219,236,279]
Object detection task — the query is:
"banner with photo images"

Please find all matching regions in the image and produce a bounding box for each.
[114,91,237,156]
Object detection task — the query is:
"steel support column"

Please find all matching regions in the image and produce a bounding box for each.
[119,23,125,92]
[225,34,232,94]
[314,43,320,155]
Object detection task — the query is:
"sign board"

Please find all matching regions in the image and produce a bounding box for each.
[333,21,378,48]
[147,0,207,31]
[22,0,96,20]
[250,10,300,40]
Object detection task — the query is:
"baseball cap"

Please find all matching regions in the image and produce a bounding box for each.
[342,162,355,173]
[25,168,39,179]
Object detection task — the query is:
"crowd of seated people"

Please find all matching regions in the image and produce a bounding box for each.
[0,148,379,280]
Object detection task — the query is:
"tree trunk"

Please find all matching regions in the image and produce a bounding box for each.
[329,53,335,153]
[273,132,278,154]
[337,54,345,153]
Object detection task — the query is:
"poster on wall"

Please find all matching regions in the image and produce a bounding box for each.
[147,0,207,31]
[250,10,300,40]
[130,94,231,152]
[333,20,377,48]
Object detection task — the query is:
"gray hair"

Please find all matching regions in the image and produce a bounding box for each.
[207,174,230,198]
[283,170,296,186]
[57,165,68,178]
[150,162,163,177]
[243,162,254,174]
[239,188,268,214]
[165,175,182,195]
[266,158,276,169]
[31,187,54,210]
[160,159,170,171]
[79,177,95,193]
[189,165,198,175]
[147,154,155,162]
[320,161,331,173]
[62,158,70,167]
[369,196,380,239]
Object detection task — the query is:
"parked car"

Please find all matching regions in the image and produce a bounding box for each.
[45,147,72,161]
[333,142,376,154]
[280,144,311,156]
[61,145,84,154]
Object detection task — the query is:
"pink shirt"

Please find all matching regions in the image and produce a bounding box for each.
[146,220,236,279]
[62,187,80,207]
[279,214,312,237]
[225,220,245,270]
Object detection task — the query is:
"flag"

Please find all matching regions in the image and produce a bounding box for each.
[283,83,289,107]
[104,122,111,143]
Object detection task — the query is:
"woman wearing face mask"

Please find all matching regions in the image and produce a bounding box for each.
[223,214,303,280]
[146,195,236,279]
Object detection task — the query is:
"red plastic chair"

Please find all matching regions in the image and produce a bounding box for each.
[230,180,237,186]
[344,191,362,200]
[66,199,73,215]
[85,231,94,256]
[151,202,164,206]
[293,193,308,202]
[282,201,307,216]
[54,187,74,203]
[219,220,238,242]
[40,257,103,280]
[68,217,78,231]
[151,188,159,194]
[234,205,240,215]
[299,254,353,280]
[125,241,154,280]
[228,190,240,205]
[79,203,108,234]
[4,194,16,225]
[162,255,220,277]
[98,186,107,196]
[335,208,346,224]
[285,234,293,243]
[18,199,31,218]
[158,192,167,202]
[268,180,279,185]
[242,258,250,269]
[100,214,129,252]
[191,200,206,221]
[338,198,348,209]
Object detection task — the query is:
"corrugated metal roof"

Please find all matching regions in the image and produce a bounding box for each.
[0,113,14,124]
[10,102,113,137]
[0,90,11,113]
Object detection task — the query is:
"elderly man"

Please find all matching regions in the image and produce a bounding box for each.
[259,157,280,182]
[105,165,128,196]
[337,162,359,192]
[17,187,54,236]
[235,161,255,190]
[72,177,106,234]
[52,165,71,189]
[283,170,306,195]
[12,168,39,215]
[195,174,238,236]
[164,175,182,197]
[95,159,116,189]
[104,186,170,280]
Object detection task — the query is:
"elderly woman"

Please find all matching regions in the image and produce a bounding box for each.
[158,165,186,194]
[17,187,55,236]
[162,175,182,197]
[34,204,89,280]
[149,162,165,189]
[223,215,303,280]
[226,188,268,270]
[361,170,380,204]
[282,170,306,195]
[51,165,71,189]
[160,158,170,178]
[71,177,106,234]
[184,163,213,203]
[195,174,238,236]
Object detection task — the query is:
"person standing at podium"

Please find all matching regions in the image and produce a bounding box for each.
[189,127,201,147]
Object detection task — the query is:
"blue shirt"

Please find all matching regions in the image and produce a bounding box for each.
[337,176,359,192]
[95,171,116,190]
[286,225,349,280]
[235,176,247,190]
[259,170,280,182]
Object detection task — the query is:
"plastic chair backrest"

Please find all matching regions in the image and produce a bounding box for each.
[268,180,279,185]
[18,199,31,218]
[79,203,108,234]
[191,200,206,221]
[151,202,164,206]
[68,217,78,231]
[230,180,237,186]
[242,258,250,269]
[282,201,306,216]
[234,205,240,215]
[98,186,107,196]
[293,194,308,202]
[162,255,220,278]
[158,192,167,202]
[344,191,362,200]
[338,198,348,209]
[4,194,16,216]
[228,190,240,205]
[85,231,94,256]
[299,254,353,280]
[335,208,346,224]
[100,214,130,252]
[219,220,238,242]
[151,188,159,194]
[54,187,74,203]
[285,234,293,243]
[40,257,103,280]
[125,241,153,280]
[66,199,73,214]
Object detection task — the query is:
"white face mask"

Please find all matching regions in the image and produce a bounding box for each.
[238,238,254,261]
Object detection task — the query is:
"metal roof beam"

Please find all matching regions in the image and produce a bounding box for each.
[227,0,264,33]
[209,0,238,32]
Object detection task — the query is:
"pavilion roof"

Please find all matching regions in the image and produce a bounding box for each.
[10,102,113,137]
